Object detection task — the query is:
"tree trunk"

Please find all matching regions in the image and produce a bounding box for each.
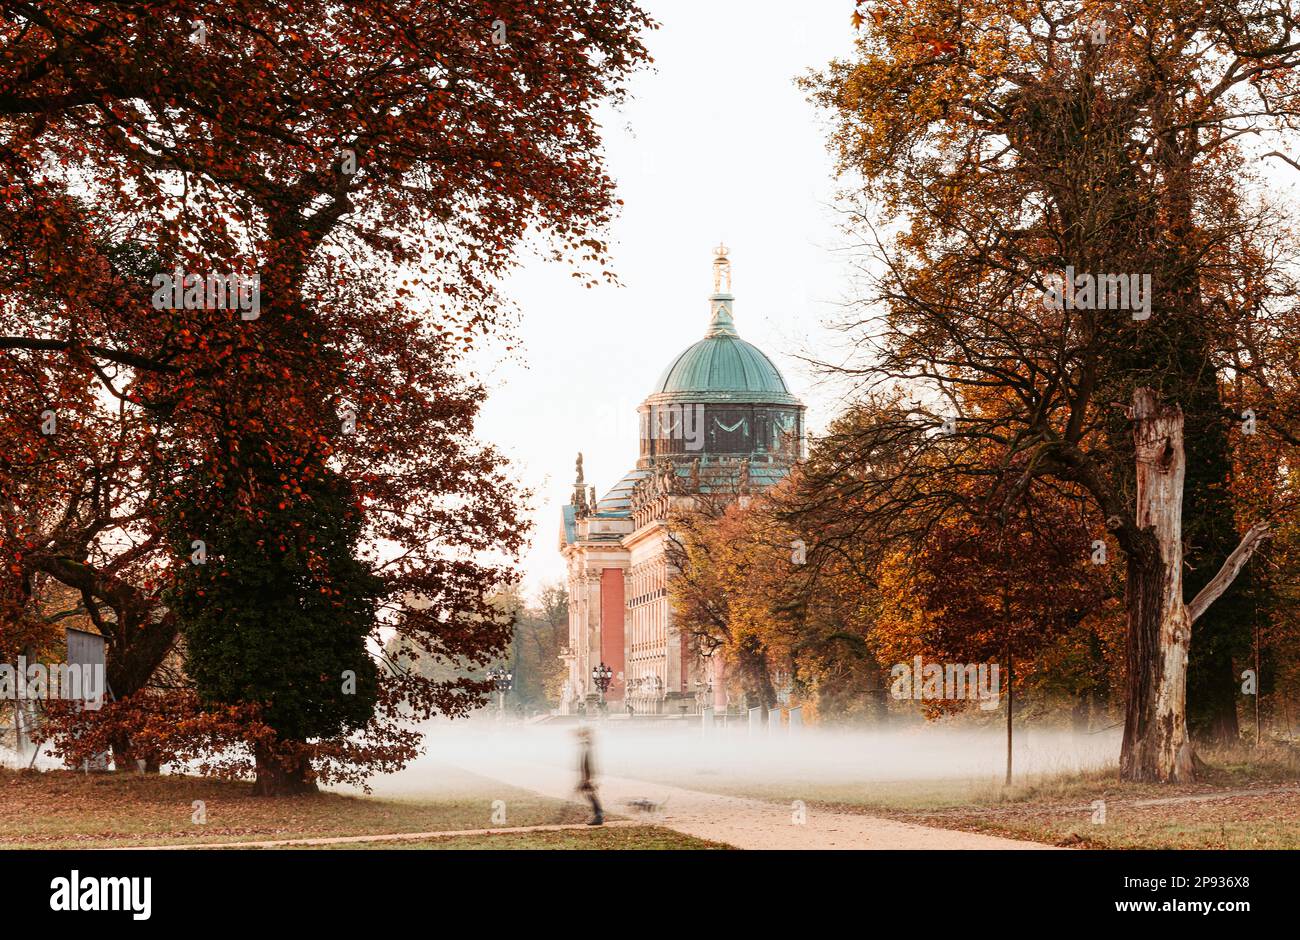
[1254,616,1262,748]
[1116,390,1271,782]
[253,744,318,796]
[1120,390,1195,783]
[107,730,132,772]
[1182,396,1250,746]
[1071,697,1090,735]
[1005,654,1014,786]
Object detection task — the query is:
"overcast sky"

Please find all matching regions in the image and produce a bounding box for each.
[470,1,862,596]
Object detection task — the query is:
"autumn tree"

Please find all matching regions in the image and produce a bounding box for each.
[802,0,1298,780]
[757,396,1121,729]
[665,462,893,722]
[721,484,891,724]
[0,1,653,784]
[665,480,780,712]
[510,583,570,709]
[869,454,1123,776]
[165,447,383,794]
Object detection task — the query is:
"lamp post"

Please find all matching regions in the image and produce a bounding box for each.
[591,662,614,714]
[487,667,513,717]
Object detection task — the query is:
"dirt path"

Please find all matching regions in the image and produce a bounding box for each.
[446,755,1055,850]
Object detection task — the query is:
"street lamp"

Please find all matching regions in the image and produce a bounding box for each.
[591,662,614,713]
[487,667,513,716]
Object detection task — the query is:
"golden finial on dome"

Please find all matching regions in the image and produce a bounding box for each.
[712,242,731,294]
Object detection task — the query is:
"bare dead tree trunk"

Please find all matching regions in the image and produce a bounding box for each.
[1120,390,1194,782]
[1120,389,1269,782]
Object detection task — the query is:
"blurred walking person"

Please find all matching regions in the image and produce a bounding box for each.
[575,726,603,825]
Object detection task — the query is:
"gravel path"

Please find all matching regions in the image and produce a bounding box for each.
[448,755,1055,850]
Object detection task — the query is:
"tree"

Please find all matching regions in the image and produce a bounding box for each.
[726,484,890,724]
[511,583,569,709]
[665,482,778,712]
[166,449,382,795]
[665,466,890,721]
[871,469,1116,714]
[0,1,654,783]
[773,397,1122,734]
[802,0,1297,780]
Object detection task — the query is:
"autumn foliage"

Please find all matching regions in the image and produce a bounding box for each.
[1,1,653,788]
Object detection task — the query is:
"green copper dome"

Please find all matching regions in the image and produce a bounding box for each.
[654,331,791,397]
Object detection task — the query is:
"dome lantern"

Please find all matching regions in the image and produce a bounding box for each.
[706,243,737,339]
[712,242,732,294]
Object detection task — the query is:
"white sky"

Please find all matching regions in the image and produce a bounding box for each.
[472,0,861,597]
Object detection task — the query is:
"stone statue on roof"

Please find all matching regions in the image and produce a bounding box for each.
[572,452,588,514]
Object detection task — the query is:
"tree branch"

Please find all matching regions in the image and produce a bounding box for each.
[0,336,179,373]
[1187,522,1270,623]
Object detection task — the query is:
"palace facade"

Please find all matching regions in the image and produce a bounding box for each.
[558,248,805,714]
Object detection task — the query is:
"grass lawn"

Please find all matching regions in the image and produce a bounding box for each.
[11,742,1297,850]
[636,743,1300,849]
[0,763,600,849]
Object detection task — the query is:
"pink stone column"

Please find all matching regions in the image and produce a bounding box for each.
[712,655,728,710]
[600,568,626,702]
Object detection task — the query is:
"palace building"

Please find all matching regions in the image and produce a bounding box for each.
[558,247,806,715]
